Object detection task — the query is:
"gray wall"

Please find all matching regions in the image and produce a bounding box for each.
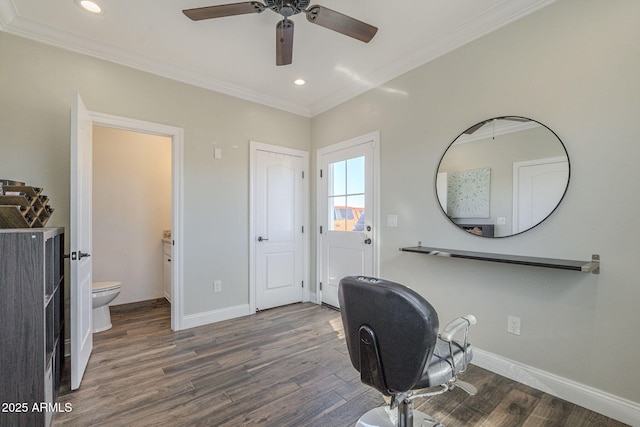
[0,31,311,318]
[310,0,640,405]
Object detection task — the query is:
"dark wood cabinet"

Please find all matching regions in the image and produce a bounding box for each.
[0,228,64,427]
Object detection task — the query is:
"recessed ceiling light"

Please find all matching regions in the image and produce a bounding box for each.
[293,79,306,86]
[76,0,103,14]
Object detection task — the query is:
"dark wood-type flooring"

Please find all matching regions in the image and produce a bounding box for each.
[54,300,628,426]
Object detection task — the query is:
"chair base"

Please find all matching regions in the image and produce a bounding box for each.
[356,406,443,427]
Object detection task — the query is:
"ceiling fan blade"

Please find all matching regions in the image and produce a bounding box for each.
[276,19,294,66]
[183,2,265,21]
[305,5,377,43]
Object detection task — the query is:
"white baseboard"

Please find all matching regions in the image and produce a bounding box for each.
[181,303,252,330]
[472,348,640,426]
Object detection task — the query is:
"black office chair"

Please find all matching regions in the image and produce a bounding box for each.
[339,275,477,427]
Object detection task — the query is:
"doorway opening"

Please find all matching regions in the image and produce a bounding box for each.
[89,112,184,331]
[71,94,184,390]
[92,126,172,315]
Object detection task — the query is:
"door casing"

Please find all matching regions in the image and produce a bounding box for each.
[88,111,185,331]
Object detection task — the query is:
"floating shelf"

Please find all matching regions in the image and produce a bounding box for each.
[400,246,600,274]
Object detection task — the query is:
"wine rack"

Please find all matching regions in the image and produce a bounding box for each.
[0,184,55,228]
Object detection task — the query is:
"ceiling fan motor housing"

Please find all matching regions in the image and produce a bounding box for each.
[265,0,310,17]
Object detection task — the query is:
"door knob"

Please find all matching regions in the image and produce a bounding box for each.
[79,251,91,259]
[258,236,269,242]
[364,238,372,245]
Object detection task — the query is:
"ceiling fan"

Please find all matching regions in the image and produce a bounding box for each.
[182,1,378,66]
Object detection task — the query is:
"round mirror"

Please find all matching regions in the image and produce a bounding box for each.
[436,116,569,238]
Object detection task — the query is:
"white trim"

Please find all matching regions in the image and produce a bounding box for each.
[316,131,381,305]
[472,348,640,426]
[89,111,185,331]
[249,141,310,314]
[182,304,252,330]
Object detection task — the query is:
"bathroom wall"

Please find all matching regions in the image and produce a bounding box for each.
[92,125,171,305]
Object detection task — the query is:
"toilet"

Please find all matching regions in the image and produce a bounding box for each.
[92,281,121,333]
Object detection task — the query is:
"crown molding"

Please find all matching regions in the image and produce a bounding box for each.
[1,0,555,118]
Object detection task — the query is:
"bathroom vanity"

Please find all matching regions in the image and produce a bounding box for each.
[0,228,64,427]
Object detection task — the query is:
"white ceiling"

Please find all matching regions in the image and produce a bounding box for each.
[0,0,555,117]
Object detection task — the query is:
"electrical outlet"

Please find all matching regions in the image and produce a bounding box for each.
[213,280,222,293]
[507,315,521,335]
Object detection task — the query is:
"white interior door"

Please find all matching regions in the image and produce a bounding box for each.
[253,145,307,310]
[70,92,93,390]
[318,133,378,308]
[513,156,569,234]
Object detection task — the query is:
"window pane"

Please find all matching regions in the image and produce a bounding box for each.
[346,195,364,232]
[346,156,365,194]
[329,196,346,231]
[327,156,365,232]
[329,160,346,197]
[347,194,364,210]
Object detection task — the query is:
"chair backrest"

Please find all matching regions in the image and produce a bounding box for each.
[338,276,439,395]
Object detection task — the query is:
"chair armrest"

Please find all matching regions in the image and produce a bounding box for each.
[439,315,476,342]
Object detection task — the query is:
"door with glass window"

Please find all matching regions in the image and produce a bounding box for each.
[319,134,377,308]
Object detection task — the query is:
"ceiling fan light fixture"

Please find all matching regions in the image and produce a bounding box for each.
[76,0,103,14]
[293,78,306,86]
